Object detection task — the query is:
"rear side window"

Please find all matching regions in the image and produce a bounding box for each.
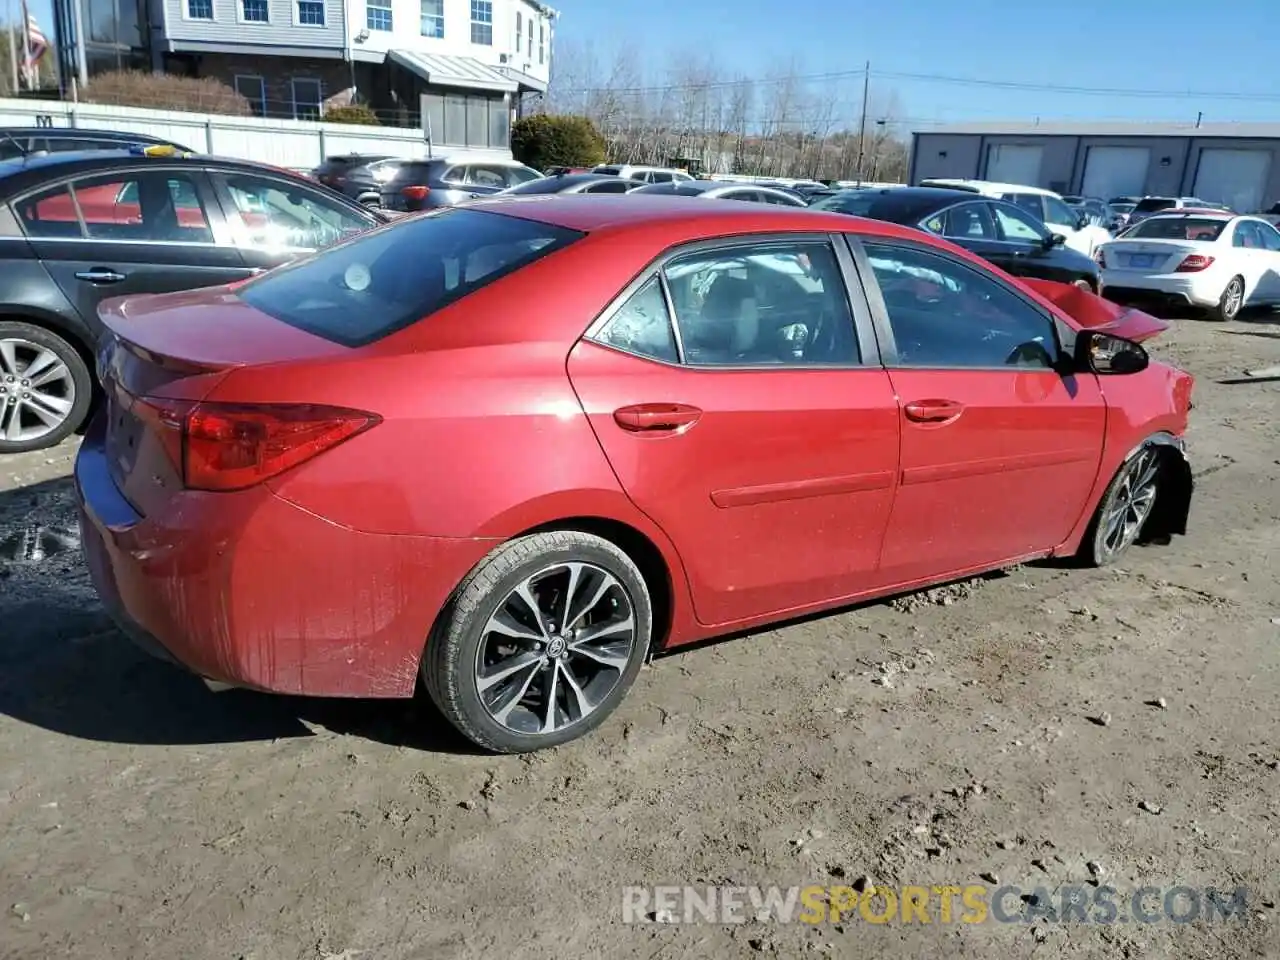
[236,208,583,347]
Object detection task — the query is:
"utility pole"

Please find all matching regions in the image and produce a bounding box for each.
[7,0,19,95]
[853,60,870,185]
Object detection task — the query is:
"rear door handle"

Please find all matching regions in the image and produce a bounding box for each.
[75,269,126,284]
[613,402,702,432]
[904,399,964,422]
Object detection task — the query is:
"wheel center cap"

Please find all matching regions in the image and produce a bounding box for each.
[546,636,567,658]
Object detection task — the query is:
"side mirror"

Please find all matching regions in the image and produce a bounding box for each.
[1042,232,1067,248]
[1076,331,1149,375]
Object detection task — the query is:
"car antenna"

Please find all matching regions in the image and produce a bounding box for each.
[0,131,28,158]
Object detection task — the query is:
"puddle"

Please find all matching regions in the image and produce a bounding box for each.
[0,523,82,564]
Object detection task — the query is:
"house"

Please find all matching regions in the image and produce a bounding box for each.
[52,0,556,154]
[910,121,1280,213]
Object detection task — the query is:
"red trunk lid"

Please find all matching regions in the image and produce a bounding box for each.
[97,287,351,517]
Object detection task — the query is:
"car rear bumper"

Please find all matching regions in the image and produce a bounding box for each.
[1101,272,1219,308]
[74,421,495,698]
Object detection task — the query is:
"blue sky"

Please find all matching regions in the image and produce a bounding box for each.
[553,0,1280,129]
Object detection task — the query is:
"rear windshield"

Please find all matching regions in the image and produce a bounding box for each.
[807,190,879,216]
[1134,197,1177,213]
[237,208,583,346]
[1125,216,1227,241]
[593,166,621,175]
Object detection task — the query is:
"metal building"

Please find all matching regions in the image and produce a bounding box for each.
[909,121,1280,212]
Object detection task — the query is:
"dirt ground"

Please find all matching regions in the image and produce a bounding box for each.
[1,315,1279,960]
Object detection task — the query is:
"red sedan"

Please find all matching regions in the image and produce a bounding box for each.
[74,196,1195,753]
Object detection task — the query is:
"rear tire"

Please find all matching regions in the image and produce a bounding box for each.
[423,531,652,753]
[0,320,93,454]
[1208,275,1245,322]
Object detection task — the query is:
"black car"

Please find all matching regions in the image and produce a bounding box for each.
[810,187,1102,291]
[497,172,641,195]
[0,150,382,453]
[1,127,197,161]
[310,153,395,205]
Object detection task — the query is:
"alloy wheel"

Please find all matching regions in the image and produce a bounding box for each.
[0,338,77,444]
[1100,448,1160,560]
[1222,278,1244,320]
[474,562,637,736]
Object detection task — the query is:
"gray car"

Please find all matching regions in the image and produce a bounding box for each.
[628,180,809,206]
[379,156,543,212]
[498,172,642,195]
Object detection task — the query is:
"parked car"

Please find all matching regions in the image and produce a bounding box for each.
[376,156,543,212]
[1065,196,1115,230]
[497,172,642,195]
[75,196,1194,753]
[811,187,1101,291]
[1095,211,1280,321]
[310,154,395,205]
[1125,196,1223,227]
[0,148,383,452]
[1109,201,1137,232]
[0,126,197,160]
[918,179,1112,257]
[629,180,808,205]
[591,164,695,184]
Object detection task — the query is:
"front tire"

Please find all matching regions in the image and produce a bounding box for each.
[1078,444,1163,567]
[1208,275,1245,322]
[424,531,652,753]
[0,320,92,454]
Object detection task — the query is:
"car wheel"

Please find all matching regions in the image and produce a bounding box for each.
[1078,444,1163,567]
[424,531,652,753]
[1209,275,1245,322]
[0,320,92,454]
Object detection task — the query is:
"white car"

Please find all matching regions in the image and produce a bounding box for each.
[1095,212,1280,321]
[919,178,1112,257]
[591,164,695,184]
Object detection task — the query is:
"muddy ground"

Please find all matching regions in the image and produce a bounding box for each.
[1,316,1279,960]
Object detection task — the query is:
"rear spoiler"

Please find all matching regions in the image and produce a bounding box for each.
[1020,279,1169,343]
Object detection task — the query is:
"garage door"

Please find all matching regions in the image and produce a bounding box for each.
[985,144,1043,186]
[1081,146,1150,199]
[1193,149,1272,212]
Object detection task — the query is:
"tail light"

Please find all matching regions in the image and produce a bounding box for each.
[1175,254,1215,272]
[401,185,429,201]
[134,399,380,492]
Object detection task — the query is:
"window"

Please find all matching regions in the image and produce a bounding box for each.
[1258,221,1280,252]
[366,0,392,31]
[237,208,582,346]
[505,164,539,185]
[1232,221,1264,248]
[863,242,1059,370]
[241,0,268,21]
[584,180,632,194]
[470,0,492,44]
[991,202,1048,243]
[297,0,324,25]
[809,190,879,216]
[1043,194,1078,226]
[1003,193,1046,222]
[538,22,544,63]
[14,185,82,238]
[44,138,114,152]
[1127,217,1226,241]
[658,240,857,366]
[218,173,371,252]
[527,17,533,55]
[922,202,997,241]
[186,0,213,18]
[515,10,521,43]
[1133,197,1176,214]
[18,173,213,243]
[235,75,266,116]
[291,78,322,120]
[421,0,444,36]
[594,278,679,363]
[420,91,508,148]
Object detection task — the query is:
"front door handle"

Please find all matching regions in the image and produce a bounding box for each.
[75,268,126,284]
[613,402,702,432]
[904,399,964,422]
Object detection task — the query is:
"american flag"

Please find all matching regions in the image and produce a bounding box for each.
[20,1,48,87]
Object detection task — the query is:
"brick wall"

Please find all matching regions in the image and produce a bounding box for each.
[195,53,355,119]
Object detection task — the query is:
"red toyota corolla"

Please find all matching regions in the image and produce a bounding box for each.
[74,196,1195,753]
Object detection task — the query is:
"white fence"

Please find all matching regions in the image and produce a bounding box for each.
[0,97,514,170]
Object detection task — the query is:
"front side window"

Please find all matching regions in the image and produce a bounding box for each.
[660,241,859,366]
[366,0,392,30]
[470,0,492,44]
[991,201,1048,243]
[1258,221,1280,252]
[218,173,371,252]
[296,0,324,25]
[236,208,583,346]
[1232,221,1264,248]
[241,0,268,21]
[187,0,213,18]
[593,277,679,363]
[863,242,1059,369]
[421,0,443,36]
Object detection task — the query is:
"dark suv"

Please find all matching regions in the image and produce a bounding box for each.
[377,157,543,212]
[1,127,196,160]
[311,154,394,206]
[0,150,382,452]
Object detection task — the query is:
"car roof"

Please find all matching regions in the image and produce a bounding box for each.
[922,178,1059,197]
[514,172,635,191]
[0,126,176,141]
[465,193,932,241]
[820,186,992,219]
[0,149,318,193]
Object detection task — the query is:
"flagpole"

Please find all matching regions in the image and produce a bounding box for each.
[7,0,18,94]
[18,0,28,89]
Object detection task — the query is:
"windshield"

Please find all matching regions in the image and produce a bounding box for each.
[237,208,583,346]
[807,190,878,215]
[1124,216,1227,241]
[1111,203,1135,213]
[1134,197,1177,213]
